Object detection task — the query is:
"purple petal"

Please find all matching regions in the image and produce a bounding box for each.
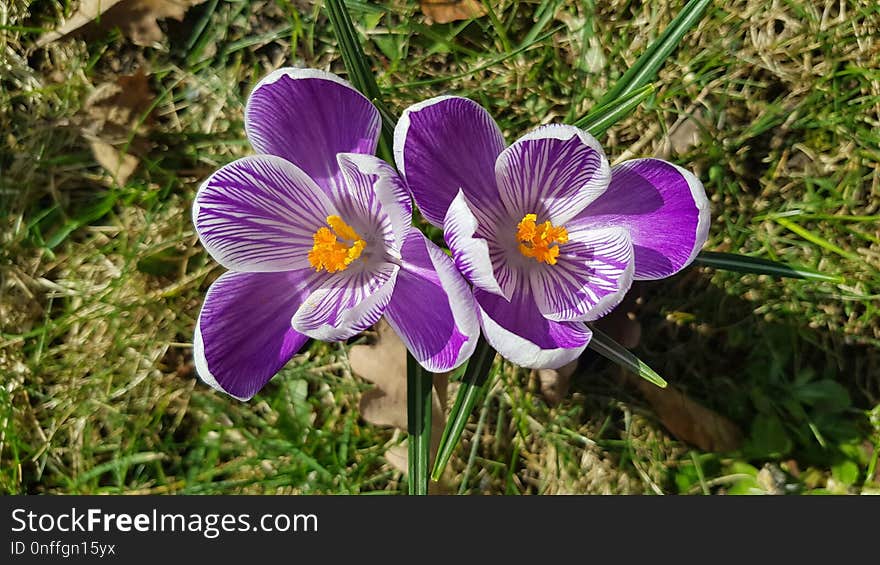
[245,68,380,195]
[193,155,334,272]
[291,263,399,341]
[571,158,710,280]
[443,190,507,298]
[529,226,634,322]
[495,124,610,224]
[194,270,311,400]
[385,231,480,372]
[335,153,411,255]
[475,288,592,369]
[394,96,506,227]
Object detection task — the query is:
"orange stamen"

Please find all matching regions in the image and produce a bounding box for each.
[516,213,568,265]
[308,215,366,273]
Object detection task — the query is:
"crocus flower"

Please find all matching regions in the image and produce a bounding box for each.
[393,96,709,369]
[192,69,479,400]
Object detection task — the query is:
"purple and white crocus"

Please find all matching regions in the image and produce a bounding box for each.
[394,96,710,369]
[192,69,479,400]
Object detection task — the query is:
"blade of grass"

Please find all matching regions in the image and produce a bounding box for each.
[430,336,496,481]
[773,217,863,263]
[694,251,845,283]
[407,354,432,495]
[573,83,655,137]
[597,0,712,106]
[587,326,667,388]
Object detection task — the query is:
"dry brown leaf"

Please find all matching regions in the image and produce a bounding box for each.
[656,109,706,159]
[37,0,125,47]
[87,138,140,185]
[537,360,577,406]
[634,379,743,452]
[85,68,155,138]
[420,0,487,24]
[81,68,155,186]
[38,0,207,47]
[350,320,449,473]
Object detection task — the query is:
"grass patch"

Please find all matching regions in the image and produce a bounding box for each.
[1,0,878,495]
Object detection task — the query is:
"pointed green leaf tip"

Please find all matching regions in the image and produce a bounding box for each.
[573,83,655,138]
[694,251,845,283]
[596,0,712,107]
[588,327,667,389]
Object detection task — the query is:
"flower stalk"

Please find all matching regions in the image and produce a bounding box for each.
[407,355,433,495]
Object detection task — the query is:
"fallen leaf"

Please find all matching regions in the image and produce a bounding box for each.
[81,68,155,185]
[633,378,743,452]
[350,319,449,473]
[38,0,207,47]
[87,138,140,186]
[656,109,706,159]
[37,0,125,47]
[420,0,487,24]
[85,68,155,138]
[537,360,577,406]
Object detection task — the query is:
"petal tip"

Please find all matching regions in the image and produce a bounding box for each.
[193,319,254,402]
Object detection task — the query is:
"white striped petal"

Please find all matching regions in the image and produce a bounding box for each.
[530,226,634,322]
[335,153,411,257]
[495,124,611,225]
[443,190,507,298]
[385,231,480,372]
[193,155,334,272]
[475,288,592,369]
[291,263,399,341]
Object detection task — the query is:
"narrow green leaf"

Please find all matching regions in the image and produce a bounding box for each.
[325,0,393,162]
[597,0,712,107]
[573,83,655,137]
[370,95,398,141]
[430,336,496,481]
[587,327,667,388]
[694,251,845,283]
[407,355,433,495]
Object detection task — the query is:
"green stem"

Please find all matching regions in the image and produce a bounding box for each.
[430,336,496,481]
[407,355,433,495]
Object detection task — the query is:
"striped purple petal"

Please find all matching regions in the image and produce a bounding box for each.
[335,153,411,256]
[291,263,399,342]
[384,231,480,372]
[194,270,311,400]
[443,190,507,298]
[475,287,592,369]
[529,226,634,322]
[394,96,506,227]
[193,155,334,272]
[245,68,380,196]
[570,158,710,280]
[495,124,610,224]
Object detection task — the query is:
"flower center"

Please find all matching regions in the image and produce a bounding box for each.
[308,215,366,273]
[516,213,568,265]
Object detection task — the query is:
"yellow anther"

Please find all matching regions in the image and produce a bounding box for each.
[516,213,568,265]
[308,215,366,273]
